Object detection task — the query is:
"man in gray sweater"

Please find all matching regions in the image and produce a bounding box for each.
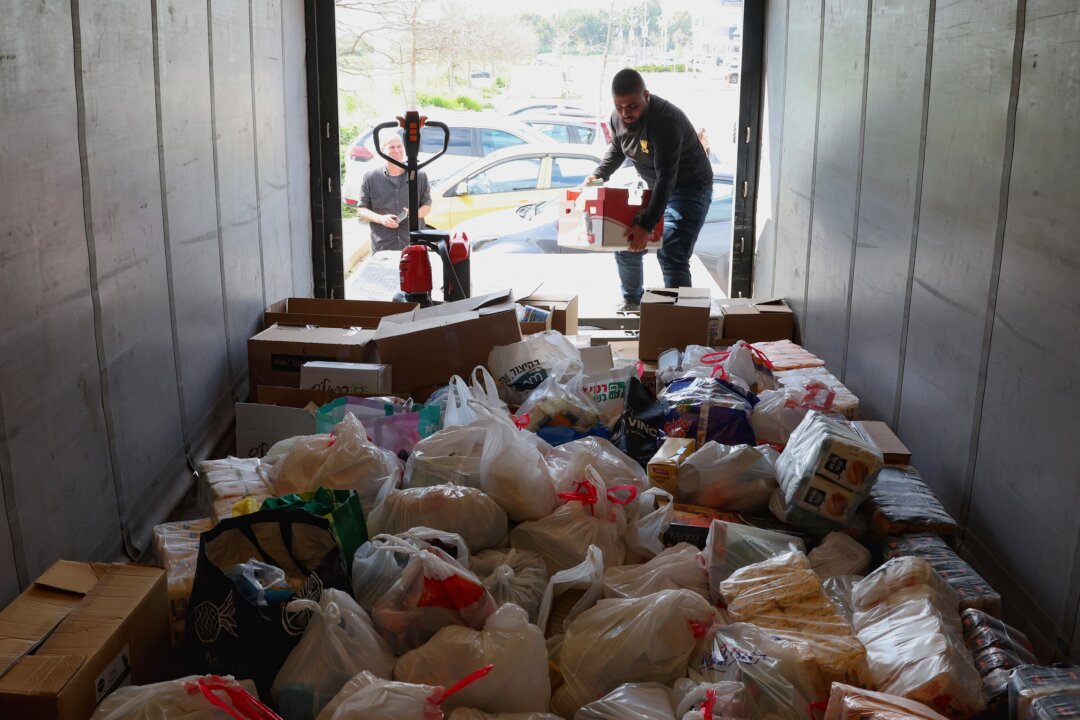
[587,69,714,311]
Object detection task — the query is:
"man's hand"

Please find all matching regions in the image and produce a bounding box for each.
[583,175,603,187]
[381,214,400,229]
[624,224,651,252]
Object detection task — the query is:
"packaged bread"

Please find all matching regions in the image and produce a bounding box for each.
[750,340,826,371]
[865,465,959,538]
[825,683,953,720]
[195,456,270,518]
[852,557,986,718]
[883,533,1001,616]
[1008,665,1080,720]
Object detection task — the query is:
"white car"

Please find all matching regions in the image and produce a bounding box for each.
[341,112,548,207]
[520,114,613,149]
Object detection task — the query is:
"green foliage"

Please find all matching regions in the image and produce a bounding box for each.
[341,93,361,115]
[341,203,358,220]
[415,92,484,112]
[339,123,362,179]
[495,76,506,89]
[633,63,687,73]
[392,83,403,96]
[456,95,483,111]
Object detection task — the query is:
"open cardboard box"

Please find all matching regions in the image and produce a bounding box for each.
[0,561,168,720]
[264,297,415,329]
[638,287,711,361]
[714,297,794,344]
[247,325,377,397]
[518,293,579,335]
[375,290,522,400]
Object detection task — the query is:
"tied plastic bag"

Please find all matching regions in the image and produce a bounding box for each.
[603,543,710,600]
[699,341,778,395]
[575,682,679,719]
[583,364,636,428]
[351,532,471,613]
[446,711,564,720]
[444,368,511,429]
[516,359,602,438]
[269,414,404,516]
[610,376,668,468]
[851,558,986,718]
[672,678,747,720]
[547,436,649,495]
[372,546,497,654]
[404,425,487,489]
[488,330,582,406]
[551,589,720,718]
[808,531,871,579]
[750,380,835,446]
[271,589,395,719]
[394,604,550,714]
[625,486,676,560]
[536,544,606,638]
[91,675,278,720]
[676,442,778,513]
[511,467,634,574]
[368,482,509,553]
[317,667,495,720]
[690,623,818,720]
[702,519,806,602]
[475,404,558,522]
[825,684,953,720]
[470,549,549,624]
[659,376,759,448]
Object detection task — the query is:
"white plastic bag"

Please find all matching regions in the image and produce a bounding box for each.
[624,487,675,560]
[470,548,549,624]
[575,682,678,719]
[369,482,509,552]
[271,589,395,719]
[603,543,709,601]
[702,519,806,602]
[677,442,778,513]
[546,436,648,495]
[582,364,636,428]
[269,414,404,515]
[552,589,720,718]
[395,604,550,714]
[476,405,558,522]
[808,531,871,579]
[372,547,497,654]
[404,425,487,489]
[444,367,511,428]
[91,676,272,720]
[352,531,472,612]
[317,668,496,720]
[511,467,632,573]
[516,359,601,434]
[488,331,582,406]
[445,711,563,720]
[750,380,835,446]
[536,544,606,637]
[672,678,747,720]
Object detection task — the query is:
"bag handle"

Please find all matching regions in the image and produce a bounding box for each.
[558,480,638,515]
[702,688,717,720]
[441,664,495,703]
[187,676,282,720]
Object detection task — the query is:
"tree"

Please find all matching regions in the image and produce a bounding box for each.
[668,10,693,51]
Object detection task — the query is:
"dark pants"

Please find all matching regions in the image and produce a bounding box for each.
[615,187,713,304]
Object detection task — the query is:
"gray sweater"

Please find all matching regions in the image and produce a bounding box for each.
[593,94,714,231]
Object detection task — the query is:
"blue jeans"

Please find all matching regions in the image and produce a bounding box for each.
[615,187,713,304]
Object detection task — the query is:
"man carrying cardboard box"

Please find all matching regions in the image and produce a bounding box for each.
[586,68,714,312]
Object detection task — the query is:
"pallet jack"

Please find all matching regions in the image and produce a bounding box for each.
[373,111,471,307]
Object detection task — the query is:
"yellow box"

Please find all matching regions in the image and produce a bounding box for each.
[647,437,696,496]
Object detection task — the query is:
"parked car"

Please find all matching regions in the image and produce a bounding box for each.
[423,143,604,230]
[499,97,594,118]
[521,114,613,148]
[341,112,549,206]
[456,168,736,289]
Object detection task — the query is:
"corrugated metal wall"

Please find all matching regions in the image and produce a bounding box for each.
[756,0,1080,658]
[0,0,312,606]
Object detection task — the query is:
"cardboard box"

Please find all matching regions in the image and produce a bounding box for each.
[648,438,696,495]
[375,290,522,400]
[854,421,912,465]
[518,294,579,335]
[0,561,168,720]
[248,324,377,394]
[519,312,553,336]
[716,298,795,344]
[659,501,814,549]
[265,297,415,329]
[580,344,615,375]
[235,401,317,459]
[299,361,392,396]
[560,187,664,251]
[608,340,660,394]
[638,288,711,361]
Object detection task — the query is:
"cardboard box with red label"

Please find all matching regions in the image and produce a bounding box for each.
[557,187,664,251]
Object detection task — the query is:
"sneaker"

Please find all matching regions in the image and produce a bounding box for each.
[617,300,641,314]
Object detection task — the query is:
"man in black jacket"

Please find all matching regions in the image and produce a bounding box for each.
[587,69,714,311]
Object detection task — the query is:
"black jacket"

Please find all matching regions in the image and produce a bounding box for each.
[593,94,713,231]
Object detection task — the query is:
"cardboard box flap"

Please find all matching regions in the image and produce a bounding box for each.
[0,653,85,696]
[642,288,710,308]
[34,562,101,597]
[754,298,790,313]
[252,325,376,346]
[375,310,482,339]
[379,290,515,327]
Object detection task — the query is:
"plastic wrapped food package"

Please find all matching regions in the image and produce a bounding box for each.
[749,340,826,371]
[602,543,709,600]
[750,382,836,447]
[659,376,759,448]
[269,415,404,516]
[676,441,778,513]
[404,425,487,489]
[702,519,805,602]
[271,589,396,719]
[851,558,986,718]
[551,589,720,718]
[1008,665,1080,720]
[1028,693,1080,719]
[547,436,649,495]
[822,575,862,622]
[824,683,953,720]
[394,604,550,714]
[372,545,496,655]
[368,482,509,553]
[536,544,606,638]
[960,608,1037,705]
[808,531,871,579]
[575,682,679,720]
[719,551,869,700]
[445,711,564,720]
[774,367,859,420]
[196,457,271,518]
[213,493,273,523]
[470,548,549,624]
[90,675,271,720]
[510,467,632,573]
[476,405,559,522]
[153,518,215,646]
[865,466,960,538]
[516,359,602,435]
[688,622,817,720]
[883,533,1002,616]
[610,376,668,468]
[771,411,883,531]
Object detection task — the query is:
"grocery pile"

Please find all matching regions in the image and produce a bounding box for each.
[5,294,1058,720]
